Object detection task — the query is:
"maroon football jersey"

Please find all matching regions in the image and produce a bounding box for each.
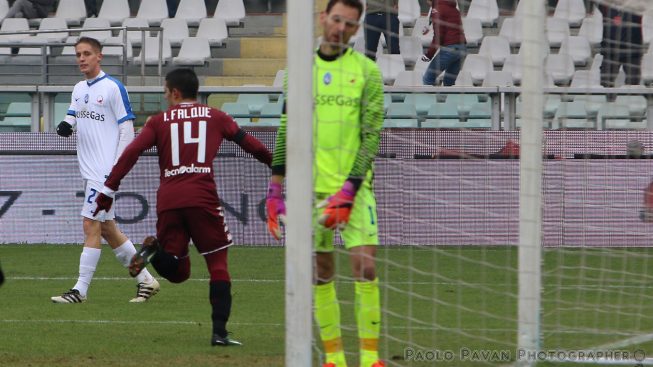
[107,101,271,213]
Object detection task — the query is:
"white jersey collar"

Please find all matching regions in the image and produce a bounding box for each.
[86,70,107,86]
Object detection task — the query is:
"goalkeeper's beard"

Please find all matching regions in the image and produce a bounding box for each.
[323,34,349,54]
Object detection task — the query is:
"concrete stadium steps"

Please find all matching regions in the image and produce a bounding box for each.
[203,75,275,86]
[228,15,285,37]
[239,37,287,59]
[220,57,285,76]
[207,94,238,109]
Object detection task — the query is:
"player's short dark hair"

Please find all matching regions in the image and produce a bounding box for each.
[165,68,199,99]
[75,37,103,53]
[325,0,363,17]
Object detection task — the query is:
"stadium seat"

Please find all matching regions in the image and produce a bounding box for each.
[397,0,420,27]
[412,16,432,47]
[462,17,483,47]
[466,0,499,26]
[478,36,510,66]
[641,53,653,85]
[18,18,63,55]
[136,0,168,26]
[120,17,150,47]
[502,54,522,85]
[256,102,282,126]
[553,0,586,27]
[33,17,68,43]
[0,0,8,20]
[460,54,492,86]
[134,36,172,65]
[615,95,647,121]
[570,54,602,87]
[172,37,211,66]
[55,0,87,26]
[597,103,641,130]
[3,102,31,125]
[559,36,591,66]
[423,96,474,128]
[98,0,130,26]
[221,102,250,124]
[80,18,112,43]
[59,35,79,56]
[214,0,246,26]
[578,6,603,45]
[546,17,570,47]
[196,18,228,47]
[161,18,189,47]
[644,12,653,45]
[17,40,49,55]
[545,54,575,85]
[482,71,513,87]
[0,18,28,54]
[377,54,405,85]
[403,93,437,115]
[272,69,285,87]
[174,0,207,27]
[103,37,133,60]
[384,102,418,127]
[454,70,473,86]
[553,100,593,129]
[393,70,423,87]
[515,94,561,129]
[399,36,422,66]
[498,17,523,47]
[236,93,269,115]
[380,25,404,48]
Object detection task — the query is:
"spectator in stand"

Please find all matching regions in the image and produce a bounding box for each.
[595,1,644,87]
[0,0,54,21]
[167,0,179,18]
[84,0,99,18]
[421,0,466,86]
[363,0,400,61]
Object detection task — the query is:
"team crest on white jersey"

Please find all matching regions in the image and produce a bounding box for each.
[323,72,332,85]
[84,94,89,103]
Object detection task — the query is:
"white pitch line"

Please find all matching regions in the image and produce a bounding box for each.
[7,276,649,288]
[5,276,467,286]
[7,276,283,282]
[0,319,284,327]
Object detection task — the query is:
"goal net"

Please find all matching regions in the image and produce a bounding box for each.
[286,0,653,366]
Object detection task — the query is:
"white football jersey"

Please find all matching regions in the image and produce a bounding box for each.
[67,71,135,182]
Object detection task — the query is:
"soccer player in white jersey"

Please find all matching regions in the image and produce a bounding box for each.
[51,37,160,304]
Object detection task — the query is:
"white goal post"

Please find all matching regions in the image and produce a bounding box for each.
[285,0,314,366]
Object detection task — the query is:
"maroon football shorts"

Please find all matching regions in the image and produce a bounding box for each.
[156,206,232,281]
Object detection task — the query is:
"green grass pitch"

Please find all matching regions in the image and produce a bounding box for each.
[1,244,653,366]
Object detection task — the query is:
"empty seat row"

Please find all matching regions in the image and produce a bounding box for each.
[0,16,229,46]
[467,0,587,26]
[0,0,246,27]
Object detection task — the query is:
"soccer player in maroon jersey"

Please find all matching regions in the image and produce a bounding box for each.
[93,68,272,346]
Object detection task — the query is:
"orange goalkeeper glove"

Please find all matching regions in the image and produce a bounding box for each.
[266,182,286,240]
[318,181,356,230]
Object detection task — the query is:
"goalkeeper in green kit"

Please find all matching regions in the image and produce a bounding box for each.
[265,1,384,366]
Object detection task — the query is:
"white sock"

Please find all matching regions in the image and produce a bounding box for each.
[112,240,154,284]
[73,247,101,297]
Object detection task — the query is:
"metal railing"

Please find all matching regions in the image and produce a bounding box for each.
[1,86,653,132]
[0,26,164,85]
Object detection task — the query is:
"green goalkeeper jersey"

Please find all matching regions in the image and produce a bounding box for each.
[271,47,384,194]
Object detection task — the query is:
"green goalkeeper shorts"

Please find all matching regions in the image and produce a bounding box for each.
[314,185,379,252]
